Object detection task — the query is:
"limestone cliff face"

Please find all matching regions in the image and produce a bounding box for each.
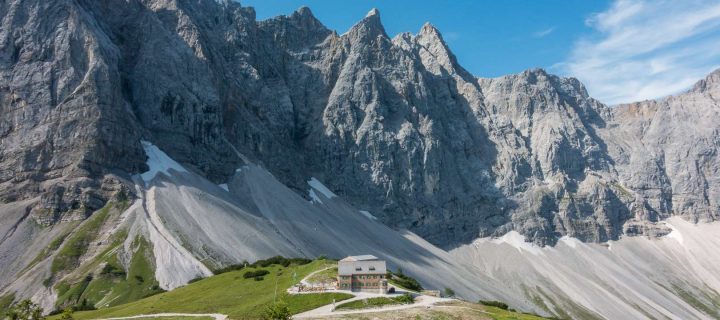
[602,70,720,231]
[1,0,719,248]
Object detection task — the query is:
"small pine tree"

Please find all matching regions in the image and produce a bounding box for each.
[5,299,44,320]
[59,308,74,320]
[262,301,291,320]
[443,287,455,297]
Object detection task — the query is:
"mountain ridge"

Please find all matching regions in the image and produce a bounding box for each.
[2,0,719,248]
[2,1,720,318]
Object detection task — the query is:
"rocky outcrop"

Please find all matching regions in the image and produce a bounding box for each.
[1,0,719,250]
[602,69,720,230]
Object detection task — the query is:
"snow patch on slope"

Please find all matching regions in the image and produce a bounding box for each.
[359,210,377,220]
[140,141,187,183]
[308,177,336,198]
[308,189,323,204]
[218,184,229,192]
[663,221,684,244]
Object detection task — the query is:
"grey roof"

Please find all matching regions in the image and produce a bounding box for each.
[340,254,379,262]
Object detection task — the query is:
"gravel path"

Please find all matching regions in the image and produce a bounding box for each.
[293,295,453,318]
[99,313,227,320]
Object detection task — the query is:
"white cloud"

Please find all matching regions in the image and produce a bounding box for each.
[555,0,720,104]
[534,27,555,38]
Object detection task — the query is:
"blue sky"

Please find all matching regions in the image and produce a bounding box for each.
[241,0,720,104]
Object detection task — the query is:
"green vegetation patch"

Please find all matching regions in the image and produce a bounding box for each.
[54,234,163,312]
[482,305,550,320]
[123,318,214,320]
[305,266,337,284]
[81,236,163,309]
[55,275,94,309]
[51,203,114,276]
[388,269,423,292]
[65,260,352,320]
[335,294,414,311]
[0,293,15,314]
[285,293,354,314]
[479,300,509,310]
[23,224,80,276]
[668,283,720,319]
[242,270,269,279]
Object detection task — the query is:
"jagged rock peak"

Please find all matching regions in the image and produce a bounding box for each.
[366,8,380,18]
[345,7,387,39]
[415,22,462,76]
[692,68,720,93]
[420,22,441,37]
[286,5,326,30]
[417,22,450,51]
[292,6,315,20]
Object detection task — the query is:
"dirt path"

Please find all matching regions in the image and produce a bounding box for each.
[99,313,227,320]
[293,295,453,318]
[299,265,333,285]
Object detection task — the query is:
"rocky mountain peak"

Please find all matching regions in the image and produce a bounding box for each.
[415,22,460,76]
[366,8,380,18]
[2,0,719,254]
[692,68,720,94]
[345,7,387,40]
[291,6,315,21]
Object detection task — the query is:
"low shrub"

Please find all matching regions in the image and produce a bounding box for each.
[262,301,290,320]
[393,293,414,304]
[212,262,247,275]
[141,286,166,298]
[214,257,313,275]
[254,276,265,281]
[251,256,312,268]
[478,300,509,310]
[388,270,423,291]
[243,269,270,279]
[100,263,126,277]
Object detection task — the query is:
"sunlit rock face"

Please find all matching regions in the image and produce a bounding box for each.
[2,0,719,249]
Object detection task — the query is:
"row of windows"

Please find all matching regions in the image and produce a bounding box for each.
[339,275,384,279]
[355,266,377,271]
[339,283,378,287]
[342,282,379,287]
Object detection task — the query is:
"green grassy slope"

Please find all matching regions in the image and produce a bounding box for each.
[47,200,167,311]
[305,266,337,284]
[335,295,413,310]
[51,203,115,276]
[64,260,353,320]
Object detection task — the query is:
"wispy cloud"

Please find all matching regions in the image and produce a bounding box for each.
[533,27,555,38]
[554,0,720,104]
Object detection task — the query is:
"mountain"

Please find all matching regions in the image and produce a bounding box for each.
[1,0,720,318]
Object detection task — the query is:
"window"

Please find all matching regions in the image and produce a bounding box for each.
[355,267,362,271]
[369,266,376,271]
